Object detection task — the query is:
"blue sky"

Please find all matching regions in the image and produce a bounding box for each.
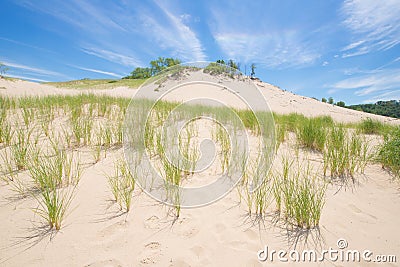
[1,0,399,104]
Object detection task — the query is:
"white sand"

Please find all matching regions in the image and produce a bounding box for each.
[0,76,399,266]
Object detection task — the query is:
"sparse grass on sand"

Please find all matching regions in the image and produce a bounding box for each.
[0,93,397,233]
[45,78,146,90]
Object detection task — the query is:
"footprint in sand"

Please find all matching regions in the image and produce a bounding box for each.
[97,220,129,238]
[348,203,378,222]
[140,257,156,265]
[174,226,199,238]
[145,241,161,250]
[139,242,162,265]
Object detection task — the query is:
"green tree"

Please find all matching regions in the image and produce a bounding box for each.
[250,63,256,78]
[150,57,181,76]
[321,97,327,103]
[328,97,334,104]
[126,67,152,79]
[336,101,346,107]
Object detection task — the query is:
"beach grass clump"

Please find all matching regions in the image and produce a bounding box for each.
[29,149,80,230]
[297,117,326,151]
[358,118,383,135]
[0,121,13,146]
[213,123,231,173]
[11,126,34,171]
[108,158,136,212]
[274,157,327,229]
[35,181,75,230]
[378,127,400,178]
[29,147,81,190]
[251,165,271,217]
[275,113,307,133]
[323,125,369,178]
[162,158,182,217]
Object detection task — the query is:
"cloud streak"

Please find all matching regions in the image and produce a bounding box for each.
[81,47,142,67]
[140,1,206,61]
[72,66,123,78]
[341,0,400,57]
[2,61,63,77]
[329,68,400,101]
[213,32,320,68]
[5,74,50,83]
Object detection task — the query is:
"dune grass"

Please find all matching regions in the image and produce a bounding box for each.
[274,157,327,229]
[297,117,326,152]
[378,127,400,178]
[358,118,384,135]
[0,92,397,233]
[108,158,136,212]
[323,125,370,178]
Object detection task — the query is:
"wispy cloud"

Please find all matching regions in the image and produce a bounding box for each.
[209,5,320,68]
[72,65,122,78]
[2,61,63,77]
[329,68,400,100]
[341,0,400,57]
[140,1,206,61]
[81,47,142,67]
[0,37,55,54]
[363,90,400,103]
[17,0,127,34]
[212,32,319,68]
[5,74,50,83]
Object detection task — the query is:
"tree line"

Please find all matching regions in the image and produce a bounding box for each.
[347,100,400,119]
[124,58,257,79]
[123,57,182,79]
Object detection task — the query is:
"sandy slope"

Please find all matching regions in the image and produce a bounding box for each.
[1,77,399,125]
[0,76,399,266]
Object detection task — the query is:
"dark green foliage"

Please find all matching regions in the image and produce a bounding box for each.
[328,97,334,105]
[336,101,345,107]
[150,57,181,76]
[124,57,181,79]
[321,97,327,103]
[125,67,152,79]
[347,100,400,119]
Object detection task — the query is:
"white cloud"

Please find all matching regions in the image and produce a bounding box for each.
[17,0,127,34]
[141,1,206,61]
[2,61,63,77]
[5,74,50,83]
[209,5,320,69]
[72,66,122,78]
[212,32,320,68]
[329,69,400,99]
[81,47,142,67]
[341,0,400,57]
[363,90,400,103]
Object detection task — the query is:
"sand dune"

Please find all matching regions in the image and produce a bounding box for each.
[0,76,399,266]
[1,77,398,125]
